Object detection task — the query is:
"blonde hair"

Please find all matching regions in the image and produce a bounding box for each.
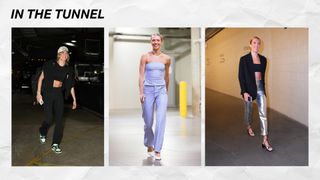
[150,33,163,41]
[250,36,261,44]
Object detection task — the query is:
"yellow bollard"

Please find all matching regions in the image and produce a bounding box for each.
[179,81,187,118]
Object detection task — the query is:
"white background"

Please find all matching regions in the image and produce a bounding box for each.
[1,0,320,179]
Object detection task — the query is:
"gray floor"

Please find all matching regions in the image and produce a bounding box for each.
[205,89,308,166]
[109,108,201,166]
[12,94,104,166]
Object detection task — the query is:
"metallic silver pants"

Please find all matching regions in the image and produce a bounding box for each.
[244,80,268,136]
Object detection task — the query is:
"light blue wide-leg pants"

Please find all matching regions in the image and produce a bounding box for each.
[142,85,168,152]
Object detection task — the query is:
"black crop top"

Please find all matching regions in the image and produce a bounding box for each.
[253,63,263,72]
[42,60,74,95]
[53,64,69,82]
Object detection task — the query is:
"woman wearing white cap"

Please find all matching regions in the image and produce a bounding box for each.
[36,46,77,154]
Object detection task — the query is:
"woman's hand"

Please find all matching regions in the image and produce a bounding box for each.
[70,87,77,110]
[243,92,251,102]
[36,93,43,104]
[72,100,77,110]
[140,94,145,104]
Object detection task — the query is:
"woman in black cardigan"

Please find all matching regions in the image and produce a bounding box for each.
[238,36,273,152]
[36,46,77,154]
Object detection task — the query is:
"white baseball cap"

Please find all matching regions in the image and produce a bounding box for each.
[57,46,69,53]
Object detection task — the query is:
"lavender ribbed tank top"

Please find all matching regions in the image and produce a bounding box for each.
[144,61,166,86]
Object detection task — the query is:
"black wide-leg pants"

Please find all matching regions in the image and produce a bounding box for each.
[39,88,64,145]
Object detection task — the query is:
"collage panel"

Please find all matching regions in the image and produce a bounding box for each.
[12,28,104,166]
[205,28,308,166]
[109,28,201,166]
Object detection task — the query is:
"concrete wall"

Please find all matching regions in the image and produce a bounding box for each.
[206,28,308,126]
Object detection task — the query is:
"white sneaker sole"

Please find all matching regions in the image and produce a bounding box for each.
[51,149,62,154]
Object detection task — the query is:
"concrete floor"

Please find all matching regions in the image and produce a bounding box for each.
[109,108,201,166]
[12,93,104,166]
[205,89,308,166]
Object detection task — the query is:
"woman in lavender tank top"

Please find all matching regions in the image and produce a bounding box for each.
[138,33,171,160]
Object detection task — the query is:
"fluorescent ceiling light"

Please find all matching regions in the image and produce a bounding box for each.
[64,42,76,47]
[114,35,150,41]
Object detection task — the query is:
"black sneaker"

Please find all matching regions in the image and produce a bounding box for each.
[39,134,46,144]
[51,144,62,154]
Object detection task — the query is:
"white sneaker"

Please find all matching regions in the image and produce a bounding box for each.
[39,134,46,144]
[51,144,62,154]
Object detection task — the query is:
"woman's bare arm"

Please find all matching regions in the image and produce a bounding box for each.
[165,56,171,91]
[70,87,77,109]
[139,54,147,103]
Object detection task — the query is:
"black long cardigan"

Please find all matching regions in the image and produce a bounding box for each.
[238,52,267,100]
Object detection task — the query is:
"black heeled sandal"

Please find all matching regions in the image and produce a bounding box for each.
[262,141,274,152]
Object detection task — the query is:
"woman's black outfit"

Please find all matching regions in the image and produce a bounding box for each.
[39,60,74,145]
[238,53,267,100]
[238,52,269,136]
